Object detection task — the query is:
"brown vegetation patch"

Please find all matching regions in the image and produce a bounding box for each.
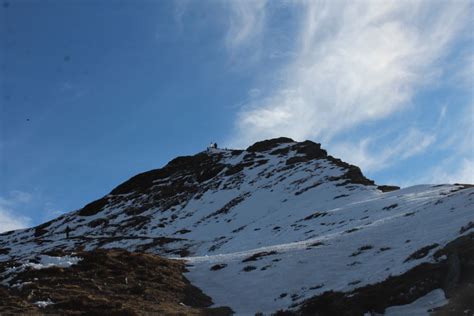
[0,249,232,315]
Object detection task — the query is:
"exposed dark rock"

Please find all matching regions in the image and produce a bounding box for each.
[350,245,373,257]
[270,147,291,156]
[201,193,250,221]
[88,218,108,228]
[382,204,398,211]
[286,156,309,165]
[0,248,10,255]
[224,161,254,176]
[78,197,109,217]
[124,205,150,216]
[242,251,278,263]
[33,219,56,237]
[460,222,474,234]
[377,185,400,192]
[344,228,360,234]
[119,216,151,230]
[34,226,48,238]
[444,251,461,292]
[294,182,322,196]
[232,225,246,233]
[404,244,439,262]
[175,229,192,235]
[210,264,227,271]
[302,212,328,221]
[247,137,295,152]
[110,153,224,196]
[242,265,257,272]
[291,140,327,160]
[326,155,375,186]
[0,230,15,237]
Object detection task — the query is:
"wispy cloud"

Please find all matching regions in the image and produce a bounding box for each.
[0,191,32,233]
[457,52,474,89]
[225,0,268,63]
[330,128,437,172]
[421,103,474,184]
[226,0,268,49]
[423,158,474,184]
[173,0,190,31]
[228,0,471,148]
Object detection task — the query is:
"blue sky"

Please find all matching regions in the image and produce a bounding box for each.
[1,0,473,232]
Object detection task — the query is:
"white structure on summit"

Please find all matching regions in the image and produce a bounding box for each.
[209,142,217,149]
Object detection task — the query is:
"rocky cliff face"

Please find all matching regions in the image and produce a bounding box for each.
[1,137,473,315]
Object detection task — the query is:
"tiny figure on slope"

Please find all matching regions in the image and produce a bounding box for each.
[65,226,71,239]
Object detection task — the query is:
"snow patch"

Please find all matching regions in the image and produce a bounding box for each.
[384,289,448,315]
[34,298,54,308]
[1,255,82,287]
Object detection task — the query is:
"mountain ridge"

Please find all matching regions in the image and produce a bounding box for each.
[1,137,473,315]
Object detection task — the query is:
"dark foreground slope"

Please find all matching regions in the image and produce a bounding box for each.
[0,248,232,315]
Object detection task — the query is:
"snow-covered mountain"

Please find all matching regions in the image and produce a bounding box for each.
[1,137,473,315]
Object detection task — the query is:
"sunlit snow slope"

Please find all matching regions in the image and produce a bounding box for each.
[1,137,473,314]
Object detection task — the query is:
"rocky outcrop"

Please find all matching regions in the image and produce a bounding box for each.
[68,137,376,222]
[247,137,295,152]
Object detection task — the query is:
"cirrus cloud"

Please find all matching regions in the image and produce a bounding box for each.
[0,191,32,233]
[229,0,471,147]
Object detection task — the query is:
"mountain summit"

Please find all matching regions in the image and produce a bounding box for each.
[1,137,473,315]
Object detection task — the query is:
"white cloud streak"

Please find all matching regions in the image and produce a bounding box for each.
[226,1,268,50]
[0,191,32,233]
[330,128,436,172]
[425,158,474,184]
[229,0,471,147]
[0,208,30,233]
